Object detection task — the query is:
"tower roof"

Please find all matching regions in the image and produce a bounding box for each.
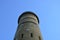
[18,11,39,24]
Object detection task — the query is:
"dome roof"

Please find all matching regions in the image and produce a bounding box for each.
[18,11,39,24]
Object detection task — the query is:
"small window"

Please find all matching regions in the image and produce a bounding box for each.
[39,36,41,40]
[21,34,24,38]
[31,33,33,37]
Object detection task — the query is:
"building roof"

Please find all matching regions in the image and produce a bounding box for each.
[18,11,39,24]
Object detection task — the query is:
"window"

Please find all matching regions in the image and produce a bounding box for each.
[39,36,41,40]
[21,34,24,38]
[31,33,33,37]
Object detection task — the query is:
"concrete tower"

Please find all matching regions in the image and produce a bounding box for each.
[14,11,42,40]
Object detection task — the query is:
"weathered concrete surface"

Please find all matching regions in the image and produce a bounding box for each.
[14,12,42,40]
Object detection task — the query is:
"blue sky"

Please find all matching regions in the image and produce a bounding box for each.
[0,0,60,40]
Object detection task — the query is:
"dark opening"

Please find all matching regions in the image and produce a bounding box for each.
[39,36,41,40]
[31,33,33,37]
[21,34,24,38]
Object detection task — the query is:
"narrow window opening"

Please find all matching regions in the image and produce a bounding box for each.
[39,36,41,40]
[21,34,24,38]
[31,33,33,37]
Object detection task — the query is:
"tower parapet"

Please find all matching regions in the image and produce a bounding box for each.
[18,11,39,24]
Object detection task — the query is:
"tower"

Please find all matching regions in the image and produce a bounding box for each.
[14,11,42,40]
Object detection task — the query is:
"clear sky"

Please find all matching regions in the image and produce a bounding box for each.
[0,0,60,40]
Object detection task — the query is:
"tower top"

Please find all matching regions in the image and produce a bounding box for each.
[18,11,39,24]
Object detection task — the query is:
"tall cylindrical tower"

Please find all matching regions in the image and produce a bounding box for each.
[14,11,42,40]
